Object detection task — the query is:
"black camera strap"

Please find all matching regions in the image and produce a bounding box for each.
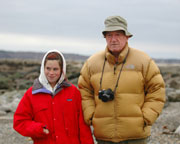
[99,49,129,94]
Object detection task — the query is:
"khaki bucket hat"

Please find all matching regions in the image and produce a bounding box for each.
[102,16,133,37]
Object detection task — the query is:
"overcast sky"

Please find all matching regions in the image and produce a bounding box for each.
[0,0,180,59]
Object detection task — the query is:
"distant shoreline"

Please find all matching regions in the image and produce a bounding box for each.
[0,50,180,63]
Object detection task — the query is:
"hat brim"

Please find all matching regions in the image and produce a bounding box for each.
[102,26,133,37]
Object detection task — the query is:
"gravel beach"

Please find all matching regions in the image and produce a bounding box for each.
[0,102,179,144]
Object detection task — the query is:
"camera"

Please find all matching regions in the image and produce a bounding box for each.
[98,88,114,102]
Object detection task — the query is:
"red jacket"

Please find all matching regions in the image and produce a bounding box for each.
[13,80,94,144]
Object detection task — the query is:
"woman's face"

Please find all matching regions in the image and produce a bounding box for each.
[44,60,61,88]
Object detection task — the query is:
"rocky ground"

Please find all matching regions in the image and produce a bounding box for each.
[0,102,179,144]
[0,60,180,143]
[149,102,180,144]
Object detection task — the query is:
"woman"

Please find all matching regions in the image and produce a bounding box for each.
[13,49,94,144]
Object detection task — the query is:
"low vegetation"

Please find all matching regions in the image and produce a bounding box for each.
[0,59,83,91]
[0,59,180,94]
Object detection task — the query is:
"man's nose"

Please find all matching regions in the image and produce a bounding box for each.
[111,35,117,41]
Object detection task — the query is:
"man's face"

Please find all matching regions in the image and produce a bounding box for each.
[105,31,129,56]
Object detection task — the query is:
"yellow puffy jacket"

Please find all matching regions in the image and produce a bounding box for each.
[78,44,165,142]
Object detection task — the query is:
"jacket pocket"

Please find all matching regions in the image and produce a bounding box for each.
[33,104,49,121]
[139,108,146,131]
[34,104,48,114]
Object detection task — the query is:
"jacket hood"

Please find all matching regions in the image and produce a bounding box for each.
[39,49,66,93]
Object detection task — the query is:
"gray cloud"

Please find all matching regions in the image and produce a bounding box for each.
[0,0,179,58]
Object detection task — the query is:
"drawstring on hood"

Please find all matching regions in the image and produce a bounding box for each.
[39,49,66,93]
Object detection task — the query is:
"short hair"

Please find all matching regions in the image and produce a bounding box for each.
[44,52,63,69]
[103,30,126,38]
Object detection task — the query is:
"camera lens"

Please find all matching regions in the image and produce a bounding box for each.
[101,96,109,102]
[98,89,114,102]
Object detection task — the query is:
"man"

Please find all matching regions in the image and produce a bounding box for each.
[78,16,165,144]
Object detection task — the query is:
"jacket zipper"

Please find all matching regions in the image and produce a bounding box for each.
[114,62,118,74]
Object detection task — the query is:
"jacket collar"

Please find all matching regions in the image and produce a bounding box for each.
[105,43,129,64]
[32,78,71,95]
